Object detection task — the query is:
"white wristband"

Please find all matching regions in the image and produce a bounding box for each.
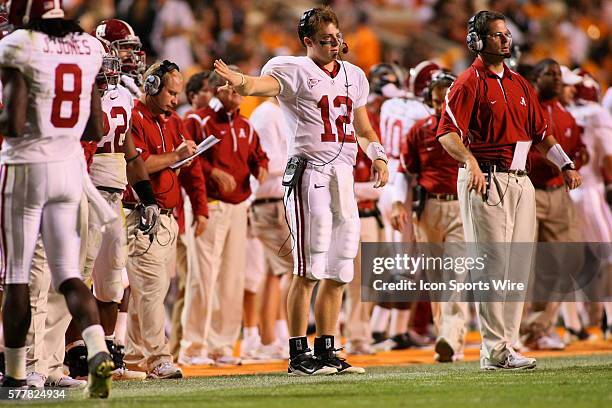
[546,143,572,171]
[367,142,388,163]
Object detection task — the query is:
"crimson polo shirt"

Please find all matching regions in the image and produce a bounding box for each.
[436,58,549,169]
[399,114,459,195]
[528,98,585,188]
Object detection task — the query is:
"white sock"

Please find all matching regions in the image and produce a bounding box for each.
[396,310,410,334]
[104,335,115,342]
[82,324,108,360]
[561,303,581,332]
[114,312,127,346]
[243,326,259,339]
[275,320,289,342]
[370,306,391,333]
[603,302,612,327]
[5,346,27,380]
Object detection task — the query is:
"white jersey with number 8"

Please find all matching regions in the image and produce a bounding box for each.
[261,56,369,166]
[90,84,133,190]
[0,29,104,164]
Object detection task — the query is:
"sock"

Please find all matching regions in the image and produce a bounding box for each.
[370,306,391,334]
[288,336,308,359]
[561,303,581,332]
[114,312,127,346]
[275,320,289,342]
[82,324,108,360]
[603,302,612,327]
[396,310,411,335]
[105,335,115,342]
[243,326,259,339]
[4,347,26,380]
[314,335,334,358]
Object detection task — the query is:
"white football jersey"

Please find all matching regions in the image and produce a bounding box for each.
[89,84,134,190]
[0,29,104,164]
[380,97,432,160]
[261,56,369,166]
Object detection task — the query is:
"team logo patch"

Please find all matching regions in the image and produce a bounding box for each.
[325,338,332,349]
[520,97,526,106]
[296,339,303,351]
[239,128,246,138]
[308,78,322,89]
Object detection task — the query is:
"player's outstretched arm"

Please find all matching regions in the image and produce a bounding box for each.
[0,68,27,138]
[213,59,280,97]
[82,85,104,142]
[354,106,389,188]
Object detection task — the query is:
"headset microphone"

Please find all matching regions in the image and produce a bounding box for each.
[480,49,512,58]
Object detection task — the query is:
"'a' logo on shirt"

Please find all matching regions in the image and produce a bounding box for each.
[520,97,526,106]
[308,78,322,89]
[239,128,247,138]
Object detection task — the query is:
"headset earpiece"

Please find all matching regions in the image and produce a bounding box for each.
[466,11,486,52]
[298,8,316,47]
[144,60,180,96]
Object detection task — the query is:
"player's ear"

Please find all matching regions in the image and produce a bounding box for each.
[303,37,314,48]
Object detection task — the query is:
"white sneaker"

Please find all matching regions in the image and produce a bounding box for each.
[345,341,375,356]
[26,372,47,389]
[177,354,215,366]
[481,349,536,370]
[46,375,87,389]
[215,355,242,366]
[112,367,147,380]
[240,335,262,359]
[535,335,565,351]
[148,362,183,379]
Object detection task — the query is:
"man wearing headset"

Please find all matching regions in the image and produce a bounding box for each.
[122,60,208,379]
[436,10,581,370]
[214,6,389,376]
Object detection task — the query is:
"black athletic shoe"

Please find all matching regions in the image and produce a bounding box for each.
[64,345,89,380]
[390,333,414,350]
[106,340,126,370]
[288,351,337,376]
[0,376,28,400]
[86,352,114,399]
[318,349,365,374]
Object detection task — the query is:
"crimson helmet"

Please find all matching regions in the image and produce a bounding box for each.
[408,60,441,99]
[0,2,12,38]
[94,19,145,84]
[573,68,600,103]
[7,0,64,26]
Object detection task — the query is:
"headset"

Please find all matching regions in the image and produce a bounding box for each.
[144,60,180,96]
[466,10,512,58]
[298,8,348,53]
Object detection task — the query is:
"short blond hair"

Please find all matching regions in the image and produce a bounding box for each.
[142,60,181,92]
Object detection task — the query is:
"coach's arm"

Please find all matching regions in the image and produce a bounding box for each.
[212,59,280,97]
[0,68,27,138]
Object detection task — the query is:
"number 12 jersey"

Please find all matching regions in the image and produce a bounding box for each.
[261,56,369,166]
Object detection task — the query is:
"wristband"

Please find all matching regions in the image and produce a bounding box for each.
[133,180,157,206]
[125,151,141,164]
[367,142,388,164]
[546,143,572,171]
[238,73,245,87]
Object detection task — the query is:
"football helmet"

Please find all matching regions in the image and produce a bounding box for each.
[94,19,146,85]
[0,2,13,38]
[7,0,64,26]
[408,60,441,100]
[96,55,121,92]
[573,68,601,103]
[368,63,404,96]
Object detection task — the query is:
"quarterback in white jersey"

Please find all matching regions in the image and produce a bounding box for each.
[0,2,114,397]
[214,6,388,376]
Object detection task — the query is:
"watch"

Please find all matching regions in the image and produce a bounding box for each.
[561,162,576,171]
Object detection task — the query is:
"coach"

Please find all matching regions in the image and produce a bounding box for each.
[437,11,581,370]
[123,60,208,378]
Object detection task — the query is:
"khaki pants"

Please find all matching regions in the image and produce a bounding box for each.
[415,198,469,354]
[180,201,247,358]
[26,196,89,381]
[124,212,178,372]
[458,168,536,363]
[345,216,384,344]
[169,234,188,360]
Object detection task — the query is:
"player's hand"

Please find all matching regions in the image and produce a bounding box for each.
[211,168,237,193]
[390,201,409,231]
[139,204,160,235]
[192,214,207,237]
[563,169,582,190]
[466,157,486,195]
[372,159,389,188]
[257,167,268,184]
[175,140,196,161]
[213,59,243,91]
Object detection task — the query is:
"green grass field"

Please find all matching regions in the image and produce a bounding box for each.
[21,354,612,407]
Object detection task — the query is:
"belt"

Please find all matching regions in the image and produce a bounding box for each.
[428,193,458,201]
[358,208,380,218]
[97,186,124,194]
[535,184,564,192]
[463,163,528,177]
[123,202,173,216]
[251,197,283,206]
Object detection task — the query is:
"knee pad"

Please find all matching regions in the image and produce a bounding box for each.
[309,212,333,253]
[335,217,361,259]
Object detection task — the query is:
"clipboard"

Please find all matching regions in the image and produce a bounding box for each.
[170,135,220,169]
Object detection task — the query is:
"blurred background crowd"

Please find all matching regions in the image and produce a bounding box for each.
[63,0,611,114]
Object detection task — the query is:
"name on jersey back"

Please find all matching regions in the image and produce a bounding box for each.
[42,37,91,56]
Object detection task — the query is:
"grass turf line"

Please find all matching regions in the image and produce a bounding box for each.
[24,354,612,408]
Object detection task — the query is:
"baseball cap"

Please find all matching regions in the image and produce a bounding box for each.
[560,66,582,86]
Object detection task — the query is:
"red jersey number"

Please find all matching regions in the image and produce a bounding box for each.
[317,95,356,143]
[50,64,82,128]
[99,106,129,153]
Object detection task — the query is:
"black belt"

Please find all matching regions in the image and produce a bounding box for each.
[535,184,564,192]
[97,186,124,194]
[428,193,458,201]
[463,163,528,177]
[123,202,173,216]
[252,197,283,206]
